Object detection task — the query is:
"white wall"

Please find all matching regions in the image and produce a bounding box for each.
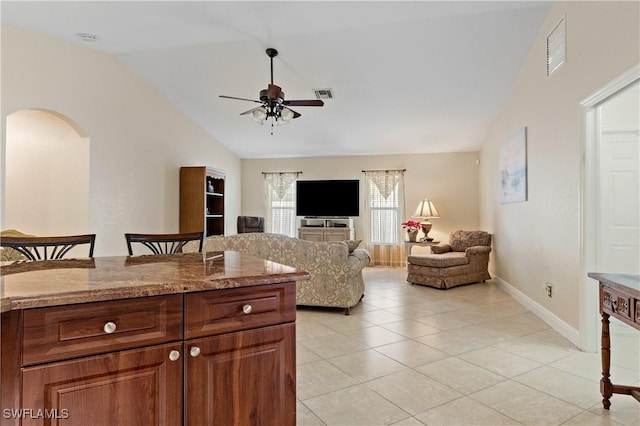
[242,152,480,246]
[1,25,242,255]
[479,1,639,332]
[5,110,89,236]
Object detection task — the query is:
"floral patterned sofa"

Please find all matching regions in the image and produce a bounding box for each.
[407,230,492,289]
[185,233,370,314]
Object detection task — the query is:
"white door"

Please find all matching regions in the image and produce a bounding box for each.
[597,81,640,274]
[596,80,639,369]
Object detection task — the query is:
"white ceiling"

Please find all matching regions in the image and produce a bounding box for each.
[1,1,552,159]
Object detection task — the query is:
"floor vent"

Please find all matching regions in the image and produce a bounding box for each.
[313,89,334,100]
[547,16,566,76]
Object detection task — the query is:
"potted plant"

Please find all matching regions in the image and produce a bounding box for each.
[402,220,422,242]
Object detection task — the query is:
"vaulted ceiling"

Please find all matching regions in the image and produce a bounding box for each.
[1,1,552,158]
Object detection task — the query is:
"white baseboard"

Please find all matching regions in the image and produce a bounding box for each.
[493,276,582,349]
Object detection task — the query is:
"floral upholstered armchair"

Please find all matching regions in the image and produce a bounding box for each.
[407,230,492,289]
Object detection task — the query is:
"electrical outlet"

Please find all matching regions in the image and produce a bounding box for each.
[544,282,553,298]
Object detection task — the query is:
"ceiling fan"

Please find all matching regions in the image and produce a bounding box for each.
[219,48,324,130]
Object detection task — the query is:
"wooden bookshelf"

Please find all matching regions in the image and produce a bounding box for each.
[180,166,225,237]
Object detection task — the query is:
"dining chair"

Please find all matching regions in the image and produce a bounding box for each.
[0,234,96,260]
[125,232,204,255]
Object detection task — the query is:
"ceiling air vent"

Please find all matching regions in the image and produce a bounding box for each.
[313,89,334,100]
[547,16,566,76]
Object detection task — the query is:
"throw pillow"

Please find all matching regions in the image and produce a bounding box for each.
[344,240,361,253]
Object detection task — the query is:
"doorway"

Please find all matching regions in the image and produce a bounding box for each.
[581,65,639,353]
[4,109,90,237]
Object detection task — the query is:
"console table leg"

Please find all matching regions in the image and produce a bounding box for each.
[601,312,612,409]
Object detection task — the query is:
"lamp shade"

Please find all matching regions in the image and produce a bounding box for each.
[413,199,440,218]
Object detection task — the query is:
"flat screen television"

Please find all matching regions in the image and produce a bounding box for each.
[296,180,360,217]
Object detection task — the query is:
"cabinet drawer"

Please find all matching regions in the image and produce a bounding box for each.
[185,282,296,339]
[22,294,182,366]
[601,286,632,320]
[635,299,640,326]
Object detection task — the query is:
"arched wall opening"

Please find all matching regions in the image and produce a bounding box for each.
[4,109,90,237]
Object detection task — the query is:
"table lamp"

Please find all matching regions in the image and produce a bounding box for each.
[413,199,440,241]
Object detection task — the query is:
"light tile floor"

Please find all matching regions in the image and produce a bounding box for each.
[296,267,640,426]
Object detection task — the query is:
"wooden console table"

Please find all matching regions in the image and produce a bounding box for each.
[588,272,640,409]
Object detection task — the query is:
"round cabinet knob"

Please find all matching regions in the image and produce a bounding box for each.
[190,346,201,358]
[103,321,117,334]
[242,304,253,314]
[169,350,180,361]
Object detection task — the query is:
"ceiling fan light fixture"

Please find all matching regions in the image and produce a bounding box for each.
[280,107,294,122]
[252,107,267,123]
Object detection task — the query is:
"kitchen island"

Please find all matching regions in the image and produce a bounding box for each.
[1,252,309,426]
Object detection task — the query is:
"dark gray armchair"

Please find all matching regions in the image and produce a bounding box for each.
[237,216,265,234]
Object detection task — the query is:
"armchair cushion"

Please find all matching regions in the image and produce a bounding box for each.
[408,252,468,268]
[449,230,491,252]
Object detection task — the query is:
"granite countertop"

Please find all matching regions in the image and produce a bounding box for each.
[0,251,310,312]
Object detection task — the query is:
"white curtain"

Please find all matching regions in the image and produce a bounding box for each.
[263,172,301,237]
[363,170,407,266]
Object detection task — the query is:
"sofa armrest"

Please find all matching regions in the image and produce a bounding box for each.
[465,246,491,256]
[431,244,452,254]
[347,249,371,273]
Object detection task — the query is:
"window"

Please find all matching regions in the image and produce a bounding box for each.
[369,181,401,244]
[363,170,406,266]
[263,172,301,237]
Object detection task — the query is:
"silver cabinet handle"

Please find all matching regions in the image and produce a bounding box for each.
[242,304,253,314]
[169,350,180,361]
[103,321,117,334]
[190,346,201,357]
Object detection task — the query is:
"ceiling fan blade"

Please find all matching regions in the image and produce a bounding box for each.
[267,84,282,100]
[286,108,302,119]
[239,107,263,116]
[283,99,324,107]
[219,95,262,103]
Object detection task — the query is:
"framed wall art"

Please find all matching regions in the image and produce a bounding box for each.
[500,127,528,204]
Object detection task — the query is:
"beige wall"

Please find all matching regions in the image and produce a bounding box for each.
[1,25,241,256]
[479,1,639,332]
[242,152,480,246]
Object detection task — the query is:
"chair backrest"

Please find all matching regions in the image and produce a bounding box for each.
[125,232,204,255]
[237,216,265,234]
[0,234,96,260]
[449,230,492,252]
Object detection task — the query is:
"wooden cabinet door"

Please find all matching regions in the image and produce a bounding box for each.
[21,343,182,426]
[324,229,350,242]
[298,229,324,241]
[185,323,295,426]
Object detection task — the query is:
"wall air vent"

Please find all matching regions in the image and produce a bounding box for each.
[313,89,334,100]
[547,16,566,76]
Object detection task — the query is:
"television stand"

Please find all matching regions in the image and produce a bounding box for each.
[298,218,354,242]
